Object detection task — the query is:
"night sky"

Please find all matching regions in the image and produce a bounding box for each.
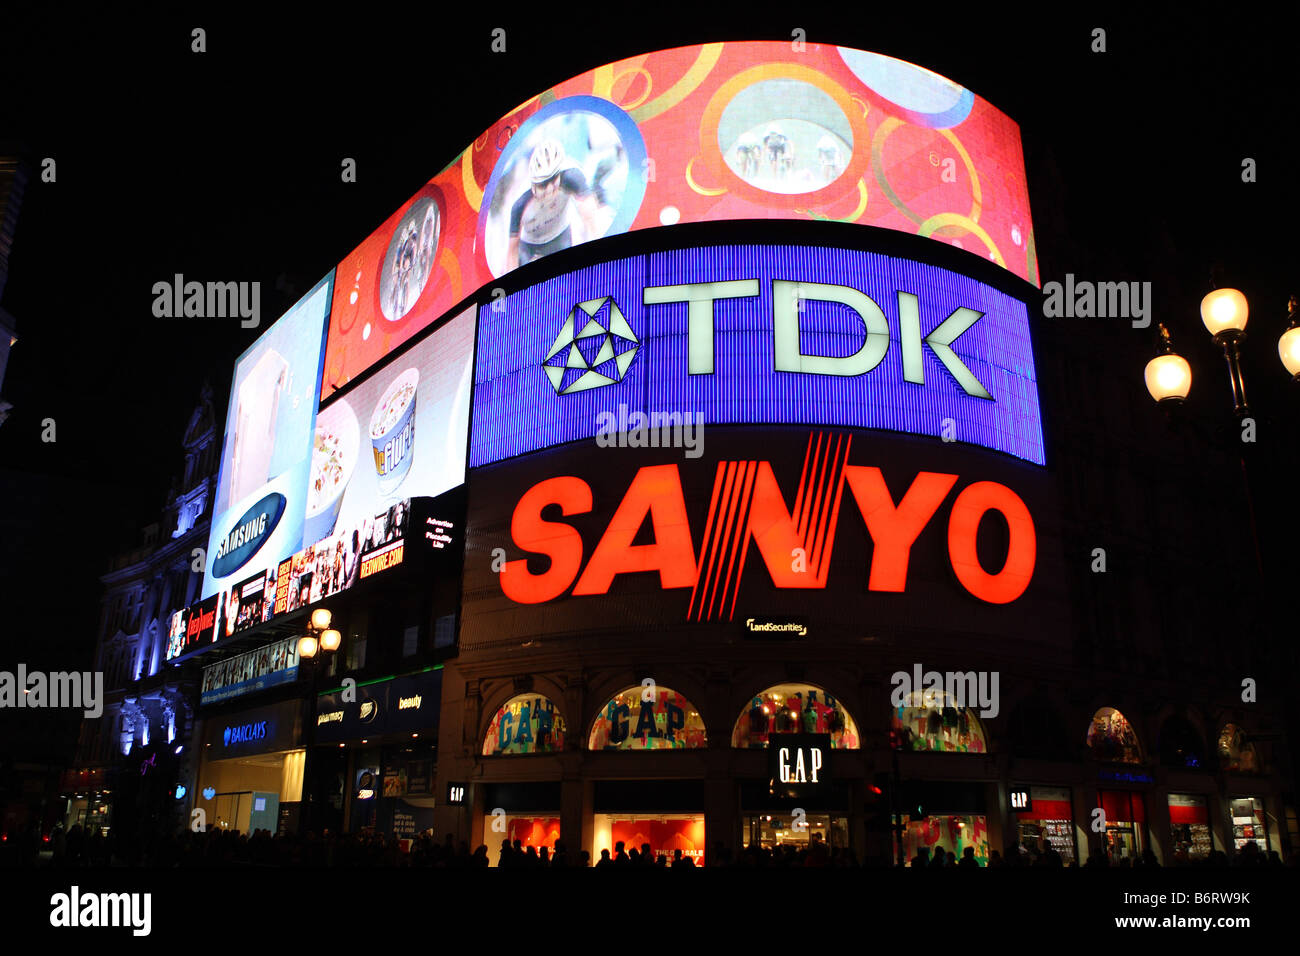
[0,5,1296,679]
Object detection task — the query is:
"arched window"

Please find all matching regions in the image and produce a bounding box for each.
[588,685,706,751]
[1217,724,1259,773]
[482,693,567,755]
[892,690,987,753]
[732,683,859,749]
[1158,716,1205,769]
[1086,707,1142,764]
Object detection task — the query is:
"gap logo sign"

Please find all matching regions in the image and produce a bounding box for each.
[470,245,1044,466]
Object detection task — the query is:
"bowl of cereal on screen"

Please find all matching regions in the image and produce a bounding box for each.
[304,399,359,546]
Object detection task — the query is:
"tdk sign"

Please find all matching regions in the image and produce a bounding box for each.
[469,245,1044,466]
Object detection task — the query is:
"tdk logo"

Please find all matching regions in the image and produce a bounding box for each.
[543,297,640,395]
[223,721,268,746]
[545,281,992,399]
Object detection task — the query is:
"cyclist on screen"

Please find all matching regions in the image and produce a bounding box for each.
[506,139,603,270]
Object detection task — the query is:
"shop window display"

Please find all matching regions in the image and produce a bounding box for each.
[1217,724,1259,773]
[744,813,848,852]
[588,686,707,750]
[1098,790,1145,863]
[1086,707,1142,764]
[482,694,567,755]
[1229,797,1268,854]
[1013,785,1075,864]
[891,690,987,753]
[593,814,705,865]
[898,814,988,866]
[732,683,860,749]
[482,815,561,864]
[1168,793,1213,862]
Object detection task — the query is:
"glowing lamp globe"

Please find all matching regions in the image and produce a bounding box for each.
[320,629,342,653]
[298,635,319,659]
[1144,353,1192,403]
[1280,325,1300,377]
[1200,288,1248,337]
[310,607,333,631]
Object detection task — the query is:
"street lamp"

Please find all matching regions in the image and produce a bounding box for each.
[298,607,340,835]
[1200,287,1250,417]
[1280,296,1300,381]
[1144,324,1192,405]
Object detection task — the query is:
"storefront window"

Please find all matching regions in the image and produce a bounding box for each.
[1168,793,1213,862]
[1013,785,1075,864]
[1086,707,1142,764]
[481,816,561,863]
[593,814,705,865]
[482,694,567,755]
[743,813,848,853]
[898,814,988,866]
[732,684,859,749]
[1229,797,1268,854]
[1098,790,1145,863]
[891,690,987,753]
[588,686,706,750]
[1217,724,1259,773]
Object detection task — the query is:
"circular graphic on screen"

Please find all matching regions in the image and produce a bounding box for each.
[479,96,647,278]
[378,196,441,322]
[837,48,974,129]
[717,78,854,195]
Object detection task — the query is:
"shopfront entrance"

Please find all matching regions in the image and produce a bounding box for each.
[1098,789,1146,863]
[196,699,305,834]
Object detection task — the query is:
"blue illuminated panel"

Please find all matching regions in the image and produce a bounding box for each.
[469,245,1044,466]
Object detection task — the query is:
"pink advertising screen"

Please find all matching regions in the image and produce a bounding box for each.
[321,42,1036,397]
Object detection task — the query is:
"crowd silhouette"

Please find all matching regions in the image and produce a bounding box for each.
[2,821,1292,868]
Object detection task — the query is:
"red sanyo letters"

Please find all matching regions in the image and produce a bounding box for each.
[498,451,1036,610]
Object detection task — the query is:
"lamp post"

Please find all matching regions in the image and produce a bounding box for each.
[298,607,340,835]
[1199,287,1251,418]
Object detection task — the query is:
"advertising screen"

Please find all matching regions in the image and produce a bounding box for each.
[310,305,475,549]
[203,274,332,599]
[459,427,1069,652]
[321,42,1035,396]
[469,244,1043,467]
[200,636,300,706]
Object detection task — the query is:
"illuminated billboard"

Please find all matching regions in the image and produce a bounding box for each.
[459,428,1070,652]
[470,244,1043,467]
[310,305,475,549]
[202,274,332,599]
[321,42,1036,396]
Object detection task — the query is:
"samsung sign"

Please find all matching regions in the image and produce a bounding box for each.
[471,245,1044,467]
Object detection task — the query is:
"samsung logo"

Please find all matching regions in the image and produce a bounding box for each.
[212,493,286,578]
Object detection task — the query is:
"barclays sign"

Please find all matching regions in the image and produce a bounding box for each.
[223,721,268,747]
[470,244,1044,467]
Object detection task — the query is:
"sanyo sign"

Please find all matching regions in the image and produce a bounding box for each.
[469,245,1044,468]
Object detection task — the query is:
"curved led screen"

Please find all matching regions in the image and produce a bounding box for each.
[469,244,1044,466]
[322,42,1035,397]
